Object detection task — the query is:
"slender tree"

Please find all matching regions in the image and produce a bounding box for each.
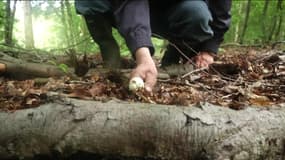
[60,0,70,46]
[261,0,270,42]
[274,0,283,40]
[23,0,34,49]
[234,2,243,43]
[4,0,11,45]
[4,0,16,46]
[239,0,251,44]
[64,0,76,46]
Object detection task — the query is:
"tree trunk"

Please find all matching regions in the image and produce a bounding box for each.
[268,0,283,41]
[23,0,35,49]
[274,0,283,41]
[64,0,76,48]
[0,99,284,160]
[234,2,243,43]
[0,52,74,79]
[10,0,17,41]
[4,0,16,46]
[4,0,11,46]
[239,0,251,44]
[60,0,71,47]
[261,0,269,42]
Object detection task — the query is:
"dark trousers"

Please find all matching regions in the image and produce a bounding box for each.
[150,0,213,66]
[76,0,213,66]
[84,13,120,68]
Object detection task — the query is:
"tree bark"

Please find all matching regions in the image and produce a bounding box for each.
[0,98,284,160]
[23,1,35,49]
[0,52,74,79]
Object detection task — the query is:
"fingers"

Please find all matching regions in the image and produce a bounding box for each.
[195,52,214,68]
[130,64,157,92]
[196,58,209,68]
[144,71,157,92]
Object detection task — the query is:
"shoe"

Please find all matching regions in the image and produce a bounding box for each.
[161,45,180,67]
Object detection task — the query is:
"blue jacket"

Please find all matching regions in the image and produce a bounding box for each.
[75,0,232,54]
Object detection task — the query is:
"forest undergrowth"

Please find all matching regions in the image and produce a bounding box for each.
[0,46,284,111]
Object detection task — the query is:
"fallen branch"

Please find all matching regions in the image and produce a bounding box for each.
[0,52,75,79]
[181,67,207,78]
[221,43,264,48]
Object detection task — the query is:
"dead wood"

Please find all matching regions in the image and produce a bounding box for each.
[0,99,284,160]
[0,52,75,79]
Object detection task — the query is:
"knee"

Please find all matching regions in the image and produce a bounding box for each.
[193,8,212,30]
[169,1,213,41]
[181,1,212,29]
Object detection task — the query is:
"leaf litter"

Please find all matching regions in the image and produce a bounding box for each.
[0,48,284,111]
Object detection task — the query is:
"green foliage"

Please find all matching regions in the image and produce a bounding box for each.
[225,0,285,44]
[58,63,69,73]
[48,60,69,73]
[31,1,61,17]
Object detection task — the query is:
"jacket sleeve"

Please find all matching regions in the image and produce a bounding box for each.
[200,0,232,53]
[112,0,154,55]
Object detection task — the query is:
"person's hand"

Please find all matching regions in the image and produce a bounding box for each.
[131,47,157,92]
[194,52,214,68]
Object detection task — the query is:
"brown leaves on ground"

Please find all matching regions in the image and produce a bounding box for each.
[0,48,284,111]
[0,79,47,111]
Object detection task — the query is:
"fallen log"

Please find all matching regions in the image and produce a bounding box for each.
[0,52,75,79]
[0,98,284,160]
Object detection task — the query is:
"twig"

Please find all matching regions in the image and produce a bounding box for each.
[181,67,207,78]
[157,79,172,82]
[151,33,255,86]
[49,36,91,52]
[152,33,195,65]
[221,43,264,48]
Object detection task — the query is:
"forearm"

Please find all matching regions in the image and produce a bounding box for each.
[135,47,153,65]
[113,0,154,56]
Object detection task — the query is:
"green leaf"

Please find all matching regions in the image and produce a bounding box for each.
[58,63,69,73]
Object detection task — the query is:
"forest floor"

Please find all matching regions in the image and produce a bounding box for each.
[0,46,284,111]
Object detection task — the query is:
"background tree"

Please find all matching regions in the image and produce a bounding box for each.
[4,0,17,46]
[0,1,6,44]
[23,0,34,49]
[60,0,71,47]
[239,0,251,44]
[261,0,270,42]
[273,0,283,41]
